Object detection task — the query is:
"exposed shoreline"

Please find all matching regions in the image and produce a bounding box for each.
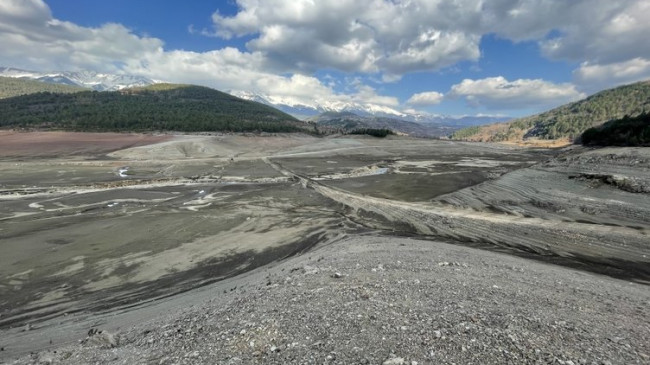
[3,235,649,364]
[1,133,649,363]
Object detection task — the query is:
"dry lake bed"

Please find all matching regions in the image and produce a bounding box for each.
[1,132,649,362]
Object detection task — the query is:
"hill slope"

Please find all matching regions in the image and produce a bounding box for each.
[581,112,650,146]
[309,111,456,137]
[0,76,85,99]
[451,80,650,142]
[0,84,308,133]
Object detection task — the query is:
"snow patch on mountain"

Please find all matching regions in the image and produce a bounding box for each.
[229,90,509,126]
[229,90,408,119]
[0,67,155,91]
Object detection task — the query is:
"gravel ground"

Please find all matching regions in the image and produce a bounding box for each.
[6,235,649,365]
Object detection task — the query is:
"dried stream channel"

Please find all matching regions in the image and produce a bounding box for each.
[1,134,649,335]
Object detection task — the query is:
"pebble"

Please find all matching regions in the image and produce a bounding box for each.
[383,357,405,365]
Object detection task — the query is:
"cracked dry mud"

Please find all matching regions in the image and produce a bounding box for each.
[1,133,649,364]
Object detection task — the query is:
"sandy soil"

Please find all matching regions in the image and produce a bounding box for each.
[1,133,649,362]
[0,131,170,158]
[3,236,649,364]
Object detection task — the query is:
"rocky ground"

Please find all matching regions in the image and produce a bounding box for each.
[4,235,649,364]
[2,134,650,364]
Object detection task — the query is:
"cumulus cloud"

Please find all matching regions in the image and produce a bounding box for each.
[209,0,650,88]
[540,1,650,65]
[2,0,649,114]
[0,0,401,112]
[407,91,444,106]
[211,0,483,76]
[448,77,585,110]
[573,58,650,92]
[0,0,162,72]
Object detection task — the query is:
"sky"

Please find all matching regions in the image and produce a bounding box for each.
[1,0,649,118]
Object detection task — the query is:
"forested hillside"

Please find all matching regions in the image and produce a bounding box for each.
[0,76,84,99]
[310,111,454,137]
[451,80,650,142]
[581,113,650,146]
[0,84,307,133]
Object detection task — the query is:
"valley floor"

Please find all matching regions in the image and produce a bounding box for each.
[0,132,648,363]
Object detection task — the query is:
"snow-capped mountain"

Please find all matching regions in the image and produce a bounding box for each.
[230,90,409,120]
[0,66,509,127]
[0,67,155,91]
[229,90,509,127]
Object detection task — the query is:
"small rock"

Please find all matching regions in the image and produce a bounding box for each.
[302,265,319,275]
[332,272,343,279]
[433,330,442,339]
[85,328,119,348]
[383,357,406,365]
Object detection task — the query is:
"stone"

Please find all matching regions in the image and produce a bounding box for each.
[383,357,405,365]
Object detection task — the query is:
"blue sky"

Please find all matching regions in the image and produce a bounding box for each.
[2,0,649,118]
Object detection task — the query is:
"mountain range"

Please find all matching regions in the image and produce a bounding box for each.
[0,67,508,126]
[0,67,155,92]
[229,90,509,126]
[0,66,512,133]
[0,83,305,133]
[308,111,457,137]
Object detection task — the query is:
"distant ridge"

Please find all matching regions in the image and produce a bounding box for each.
[451,80,650,142]
[0,83,308,133]
[0,76,84,99]
[231,89,509,126]
[308,111,457,137]
[0,67,155,91]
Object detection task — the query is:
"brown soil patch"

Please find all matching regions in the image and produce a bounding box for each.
[0,131,171,158]
[502,138,572,148]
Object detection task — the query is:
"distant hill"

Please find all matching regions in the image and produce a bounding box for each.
[0,76,84,99]
[0,84,308,133]
[309,111,457,137]
[451,80,650,142]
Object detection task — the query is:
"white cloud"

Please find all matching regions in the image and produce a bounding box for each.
[407,91,444,106]
[448,77,585,110]
[211,0,483,76]
[573,58,650,92]
[539,1,650,65]
[0,0,400,112]
[0,0,162,72]
[1,0,649,115]
[210,0,650,89]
